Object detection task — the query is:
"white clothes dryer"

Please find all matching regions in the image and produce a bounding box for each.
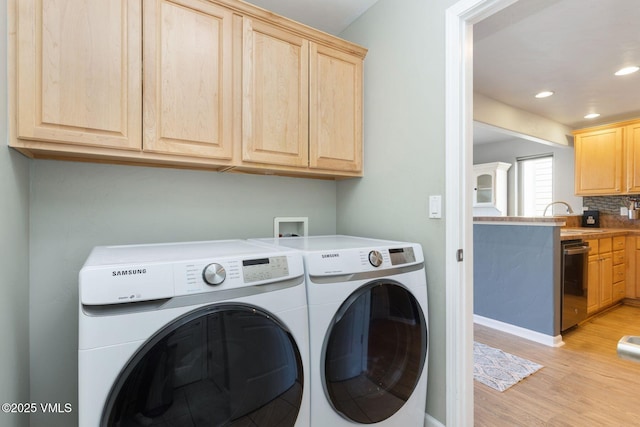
[252,236,429,427]
[78,240,310,427]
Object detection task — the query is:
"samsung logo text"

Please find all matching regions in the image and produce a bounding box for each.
[112,269,147,277]
[321,253,340,259]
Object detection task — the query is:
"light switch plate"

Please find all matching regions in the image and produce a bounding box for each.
[429,195,442,219]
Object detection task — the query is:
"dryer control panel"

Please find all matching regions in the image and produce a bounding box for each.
[389,247,416,265]
[306,245,422,276]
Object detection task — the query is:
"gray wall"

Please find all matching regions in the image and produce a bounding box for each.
[474,138,583,215]
[0,0,31,424]
[338,0,455,423]
[474,224,561,336]
[29,162,338,427]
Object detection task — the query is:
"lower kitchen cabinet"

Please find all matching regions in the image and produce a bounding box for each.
[585,237,622,314]
[585,235,627,315]
[612,236,626,303]
[587,250,600,314]
[634,237,640,298]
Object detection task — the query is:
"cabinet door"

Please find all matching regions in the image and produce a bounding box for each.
[242,18,309,167]
[17,0,141,149]
[635,248,640,298]
[309,42,363,173]
[587,255,600,314]
[143,0,235,159]
[626,122,640,193]
[599,253,613,308]
[474,173,494,206]
[574,127,623,195]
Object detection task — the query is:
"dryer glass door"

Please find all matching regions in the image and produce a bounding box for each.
[102,304,304,427]
[323,281,427,424]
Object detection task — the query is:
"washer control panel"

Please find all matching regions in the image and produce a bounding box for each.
[242,256,289,283]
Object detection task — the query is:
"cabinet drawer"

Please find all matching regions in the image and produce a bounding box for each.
[614,264,626,282]
[613,281,626,301]
[599,237,612,253]
[613,249,625,265]
[585,239,599,253]
[613,236,626,250]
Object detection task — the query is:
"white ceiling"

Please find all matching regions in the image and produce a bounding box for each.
[243,0,379,35]
[474,0,640,139]
[243,0,640,146]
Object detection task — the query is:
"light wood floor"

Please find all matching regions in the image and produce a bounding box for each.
[474,304,640,426]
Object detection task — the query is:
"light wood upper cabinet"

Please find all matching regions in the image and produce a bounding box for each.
[574,126,623,195]
[241,18,309,167]
[241,20,365,175]
[309,42,363,172]
[16,0,142,150]
[10,0,367,178]
[143,0,235,160]
[626,121,640,193]
[574,118,640,195]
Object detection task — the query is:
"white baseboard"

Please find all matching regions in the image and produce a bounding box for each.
[474,315,564,347]
[424,412,445,427]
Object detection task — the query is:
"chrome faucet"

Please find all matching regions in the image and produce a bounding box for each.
[543,201,574,216]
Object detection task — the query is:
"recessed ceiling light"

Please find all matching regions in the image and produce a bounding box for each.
[535,91,554,98]
[615,66,639,76]
[584,113,601,119]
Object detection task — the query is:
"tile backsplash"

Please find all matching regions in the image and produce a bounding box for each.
[583,195,640,229]
[583,196,637,215]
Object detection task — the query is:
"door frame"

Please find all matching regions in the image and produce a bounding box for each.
[444,0,519,425]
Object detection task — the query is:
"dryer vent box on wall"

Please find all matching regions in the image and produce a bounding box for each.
[274,217,308,237]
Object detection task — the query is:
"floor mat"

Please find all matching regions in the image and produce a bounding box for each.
[473,341,543,392]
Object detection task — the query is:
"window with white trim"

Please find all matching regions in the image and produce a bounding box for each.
[518,154,553,216]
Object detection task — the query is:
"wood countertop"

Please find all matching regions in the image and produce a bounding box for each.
[474,216,566,226]
[560,228,638,240]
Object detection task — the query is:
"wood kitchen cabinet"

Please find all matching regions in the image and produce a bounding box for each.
[586,236,626,314]
[9,0,366,179]
[308,42,363,172]
[574,126,623,195]
[625,121,640,193]
[586,242,601,314]
[241,18,309,167]
[634,237,640,299]
[240,19,364,174]
[13,0,142,150]
[612,236,626,303]
[573,118,640,195]
[143,0,236,160]
[585,237,614,313]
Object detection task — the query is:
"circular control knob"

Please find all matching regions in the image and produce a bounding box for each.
[368,250,383,267]
[203,263,226,286]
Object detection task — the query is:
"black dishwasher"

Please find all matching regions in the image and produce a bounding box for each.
[561,239,590,332]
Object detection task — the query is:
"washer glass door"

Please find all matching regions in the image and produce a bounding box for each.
[102,304,304,427]
[323,281,427,424]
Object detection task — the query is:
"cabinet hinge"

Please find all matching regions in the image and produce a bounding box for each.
[456,249,464,262]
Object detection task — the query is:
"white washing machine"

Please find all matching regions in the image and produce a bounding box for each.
[252,236,429,426]
[78,240,310,427]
